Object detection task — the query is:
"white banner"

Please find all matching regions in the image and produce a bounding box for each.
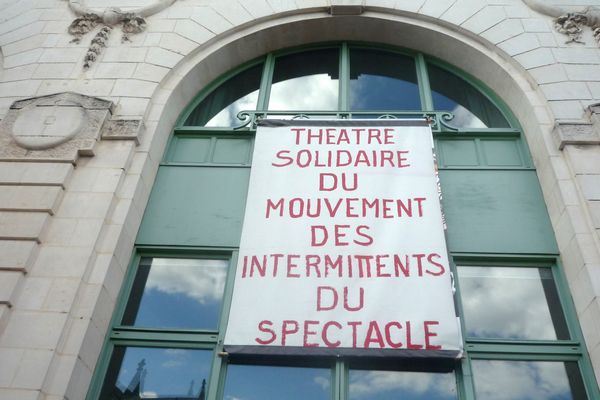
[224,120,462,356]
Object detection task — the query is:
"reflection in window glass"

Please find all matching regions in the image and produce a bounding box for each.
[349,370,457,400]
[122,258,228,330]
[185,63,263,127]
[268,49,339,111]
[350,49,420,111]
[99,347,213,399]
[224,364,331,400]
[428,63,510,128]
[472,360,587,400]
[457,267,569,340]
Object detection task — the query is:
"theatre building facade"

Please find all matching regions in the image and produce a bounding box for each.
[2,0,600,399]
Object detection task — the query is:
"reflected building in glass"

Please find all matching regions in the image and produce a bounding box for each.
[0,2,600,400]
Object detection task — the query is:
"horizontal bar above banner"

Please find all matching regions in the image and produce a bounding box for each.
[224,345,461,361]
[257,119,430,127]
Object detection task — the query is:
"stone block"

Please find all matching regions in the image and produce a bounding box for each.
[0,80,41,98]
[480,18,523,44]
[2,35,47,57]
[77,141,135,170]
[522,18,551,33]
[174,19,214,44]
[0,212,49,241]
[564,64,600,82]
[0,162,73,187]
[498,32,540,56]
[111,79,157,98]
[394,0,424,12]
[528,64,567,85]
[590,201,600,228]
[461,6,506,34]
[0,186,63,214]
[146,47,183,68]
[0,64,37,82]
[552,48,600,64]
[116,97,151,117]
[160,32,197,55]
[0,347,23,386]
[564,145,600,174]
[30,246,94,278]
[419,0,456,19]
[13,277,52,310]
[266,0,298,13]
[0,271,23,305]
[0,389,42,400]
[211,2,254,25]
[102,47,148,63]
[514,47,555,69]
[0,311,67,349]
[578,175,600,200]
[2,49,43,69]
[549,100,586,121]
[39,48,83,63]
[134,63,170,83]
[93,62,137,79]
[541,82,592,101]
[439,0,484,25]
[0,240,37,272]
[191,6,233,35]
[42,278,80,312]
[11,349,54,390]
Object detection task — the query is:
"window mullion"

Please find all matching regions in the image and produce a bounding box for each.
[339,42,350,113]
[257,53,275,112]
[334,359,347,400]
[415,53,434,110]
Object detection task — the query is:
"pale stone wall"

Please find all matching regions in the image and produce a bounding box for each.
[0,1,599,399]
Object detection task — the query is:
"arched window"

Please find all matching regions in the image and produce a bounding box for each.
[88,44,599,400]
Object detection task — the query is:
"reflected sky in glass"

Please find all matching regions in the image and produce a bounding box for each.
[122,258,228,330]
[472,360,585,400]
[457,267,569,340]
[100,346,212,399]
[223,364,331,400]
[205,90,259,127]
[428,63,510,129]
[350,49,420,111]
[349,370,457,400]
[268,49,339,111]
[185,63,262,127]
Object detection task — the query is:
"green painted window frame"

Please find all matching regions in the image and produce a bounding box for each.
[88,43,600,400]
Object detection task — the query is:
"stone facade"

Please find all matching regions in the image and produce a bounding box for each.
[1,0,600,399]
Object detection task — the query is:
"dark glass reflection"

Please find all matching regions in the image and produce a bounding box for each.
[223,364,331,400]
[122,258,228,330]
[350,49,420,111]
[349,370,457,400]
[268,49,339,110]
[472,360,587,400]
[99,347,213,399]
[457,267,569,340]
[428,63,510,128]
[185,63,262,127]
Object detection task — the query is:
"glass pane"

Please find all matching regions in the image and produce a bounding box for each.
[472,360,587,400]
[268,48,339,110]
[224,364,331,400]
[457,266,569,340]
[428,63,510,128]
[185,63,262,127]
[349,370,457,400]
[122,258,228,330]
[99,347,213,399]
[350,49,420,111]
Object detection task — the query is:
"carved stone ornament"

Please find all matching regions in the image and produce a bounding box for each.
[68,0,177,68]
[523,0,600,46]
[552,103,600,150]
[0,92,142,162]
